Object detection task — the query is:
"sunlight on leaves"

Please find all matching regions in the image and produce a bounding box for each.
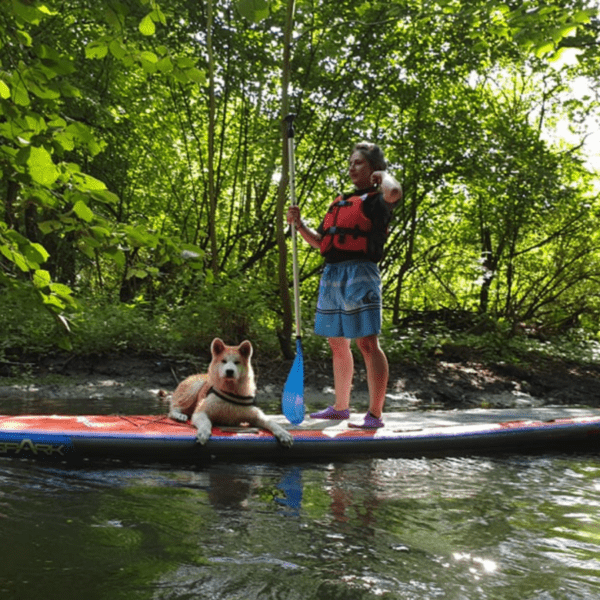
[73,200,95,223]
[33,269,52,289]
[85,42,108,60]
[139,14,156,36]
[0,79,10,99]
[27,146,59,185]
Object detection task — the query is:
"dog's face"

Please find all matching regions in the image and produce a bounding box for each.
[210,338,253,382]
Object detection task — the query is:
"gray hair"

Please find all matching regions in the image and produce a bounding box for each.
[353,142,387,171]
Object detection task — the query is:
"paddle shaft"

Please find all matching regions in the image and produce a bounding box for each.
[281,114,305,425]
[285,114,302,338]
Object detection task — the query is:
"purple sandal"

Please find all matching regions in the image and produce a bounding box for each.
[309,406,350,420]
[348,411,384,429]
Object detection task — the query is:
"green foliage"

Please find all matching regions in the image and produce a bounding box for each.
[1,0,599,364]
[68,301,170,356]
[0,0,206,338]
[451,327,600,366]
[165,274,284,355]
[382,317,600,368]
[0,272,285,359]
[438,0,597,61]
[236,0,271,23]
[0,290,60,359]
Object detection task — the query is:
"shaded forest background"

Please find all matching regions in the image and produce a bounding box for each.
[1,0,600,371]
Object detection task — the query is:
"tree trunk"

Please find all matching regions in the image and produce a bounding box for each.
[276,0,296,360]
[207,0,218,276]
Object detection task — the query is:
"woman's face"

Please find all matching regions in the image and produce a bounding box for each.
[348,151,374,189]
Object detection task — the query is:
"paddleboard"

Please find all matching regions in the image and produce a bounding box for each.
[0,408,599,462]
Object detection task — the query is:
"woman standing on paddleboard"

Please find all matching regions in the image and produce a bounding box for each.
[286,142,401,428]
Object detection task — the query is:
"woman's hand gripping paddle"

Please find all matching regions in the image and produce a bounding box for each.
[282,114,305,425]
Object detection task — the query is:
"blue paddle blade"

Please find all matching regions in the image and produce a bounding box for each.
[282,338,305,425]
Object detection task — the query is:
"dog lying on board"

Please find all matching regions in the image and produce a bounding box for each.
[168,338,293,447]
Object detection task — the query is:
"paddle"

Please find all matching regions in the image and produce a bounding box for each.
[282,114,305,425]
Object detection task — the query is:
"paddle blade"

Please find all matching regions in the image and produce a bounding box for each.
[282,338,305,425]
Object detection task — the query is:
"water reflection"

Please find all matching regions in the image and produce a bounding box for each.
[275,467,303,516]
[2,454,600,599]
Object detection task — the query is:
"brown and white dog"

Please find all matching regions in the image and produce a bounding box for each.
[168,338,293,447]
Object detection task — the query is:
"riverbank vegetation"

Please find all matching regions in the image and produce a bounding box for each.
[1,0,599,372]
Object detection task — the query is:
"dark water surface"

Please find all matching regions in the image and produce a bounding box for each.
[1,397,600,599]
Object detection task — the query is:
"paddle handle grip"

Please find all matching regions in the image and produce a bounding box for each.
[285,113,296,139]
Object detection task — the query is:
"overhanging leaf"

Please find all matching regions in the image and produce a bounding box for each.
[73,199,94,222]
[105,248,126,268]
[139,14,156,36]
[50,282,74,298]
[27,242,50,264]
[186,67,206,84]
[85,42,108,60]
[0,80,10,99]
[33,269,51,289]
[0,246,29,272]
[534,40,555,58]
[140,50,158,63]
[12,79,30,106]
[76,172,107,191]
[236,0,270,22]
[27,146,59,185]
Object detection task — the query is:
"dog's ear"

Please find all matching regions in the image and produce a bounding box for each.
[239,340,253,359]
[211,338,225,355]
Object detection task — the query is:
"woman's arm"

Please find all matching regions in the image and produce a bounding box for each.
[296,220,322,250]
[372,171,402,204]
[286,206,322,250]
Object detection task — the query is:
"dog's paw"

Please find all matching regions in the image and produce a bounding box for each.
[195,430,211,445]
[169,410,189,423]
[277,431,294,448]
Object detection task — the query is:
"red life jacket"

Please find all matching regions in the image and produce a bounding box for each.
[320,190,380,257]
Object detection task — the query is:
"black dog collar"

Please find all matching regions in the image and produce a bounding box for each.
[208,387,256,406]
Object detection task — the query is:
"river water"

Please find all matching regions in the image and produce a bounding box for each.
[1,396,600,600]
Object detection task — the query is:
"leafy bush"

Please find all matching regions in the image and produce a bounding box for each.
[2,284,599,372]
[69,301,171,356]
[0,291,61,359]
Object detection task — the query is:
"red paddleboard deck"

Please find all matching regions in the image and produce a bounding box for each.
[1,408,599,463]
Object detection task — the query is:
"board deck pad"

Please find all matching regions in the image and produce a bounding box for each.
[1,408,599,462]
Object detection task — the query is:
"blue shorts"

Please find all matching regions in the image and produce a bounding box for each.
[314,260,382,339]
